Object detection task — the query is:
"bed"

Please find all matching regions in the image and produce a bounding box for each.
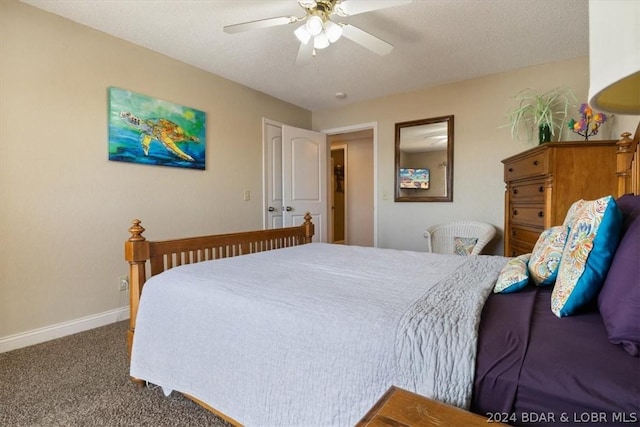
[125,128,640,426]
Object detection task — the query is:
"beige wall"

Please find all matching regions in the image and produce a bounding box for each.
[0,1,310,338]
[313,56,635,254]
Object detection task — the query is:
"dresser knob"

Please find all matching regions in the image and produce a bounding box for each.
[513,188,519,195]
[533,160,539,166]
[538,211,544,217]
[513,209,519,216]
[508,167,514,172]
[538,186,544,192]
[512,230,517,236]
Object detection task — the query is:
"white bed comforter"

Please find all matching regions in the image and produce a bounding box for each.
[130,243,506,426]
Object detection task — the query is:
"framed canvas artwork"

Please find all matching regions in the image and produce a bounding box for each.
[108,87,206,170]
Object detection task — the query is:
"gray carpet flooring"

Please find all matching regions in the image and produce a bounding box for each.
[0,321,232,426]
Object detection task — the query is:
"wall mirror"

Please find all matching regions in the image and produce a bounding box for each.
[395,115,454,202]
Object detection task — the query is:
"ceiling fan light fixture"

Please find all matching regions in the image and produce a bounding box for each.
[294,24,312,44]
[225,0,404,64]
[306,15,324,36]
[313,32,330,49]
[324,20,342,43]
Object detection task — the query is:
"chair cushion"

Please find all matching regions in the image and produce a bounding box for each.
[528,226,569,286]
[598,194,640,356]
[551,196,622,317]
[453,236,478,255]
[494,253,531,293]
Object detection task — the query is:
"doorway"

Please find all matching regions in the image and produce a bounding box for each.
[331,145,347,244]
[327,128,375,247]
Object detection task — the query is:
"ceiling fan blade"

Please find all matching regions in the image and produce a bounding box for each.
[295,41,315,66]
[223,16,297,34]
[341,24,393,56]
[336,0,412,16]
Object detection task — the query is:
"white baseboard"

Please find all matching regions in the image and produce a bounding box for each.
[0,306,130,353]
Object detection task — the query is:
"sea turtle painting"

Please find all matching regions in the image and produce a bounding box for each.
[119,111,199,162]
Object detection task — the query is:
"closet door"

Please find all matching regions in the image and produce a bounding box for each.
[282,124,327,242]
[263,119,327,242]
[264,120,283,229]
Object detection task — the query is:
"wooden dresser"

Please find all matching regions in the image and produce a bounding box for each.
[502,140,618,256]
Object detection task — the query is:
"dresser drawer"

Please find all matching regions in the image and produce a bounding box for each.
[506,241,535,257]
[509,180,545,201]
[510,225,541,247]
[504,151,548,181]
[509,204,545,227]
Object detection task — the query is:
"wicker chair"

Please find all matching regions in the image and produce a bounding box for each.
[423,221,496,255]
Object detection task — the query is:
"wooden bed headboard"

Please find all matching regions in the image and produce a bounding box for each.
[125,212,315,358]
[615,122,640,197]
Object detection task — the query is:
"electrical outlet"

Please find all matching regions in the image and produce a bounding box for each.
[243,189,250,201]
[118,275,129,292]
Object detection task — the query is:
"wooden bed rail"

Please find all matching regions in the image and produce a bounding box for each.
[125,213,315,359]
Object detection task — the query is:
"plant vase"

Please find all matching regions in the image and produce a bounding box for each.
[539,124,551,144]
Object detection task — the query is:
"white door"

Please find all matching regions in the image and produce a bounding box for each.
[282,125,327,242]
[263,119,327,242]
[264,121,283,229]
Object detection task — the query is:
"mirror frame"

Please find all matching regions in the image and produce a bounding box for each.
[394,115,454,202]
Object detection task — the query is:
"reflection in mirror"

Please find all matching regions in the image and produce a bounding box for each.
[395,115,454,202]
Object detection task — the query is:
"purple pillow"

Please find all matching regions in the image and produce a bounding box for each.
[598,194,640,356]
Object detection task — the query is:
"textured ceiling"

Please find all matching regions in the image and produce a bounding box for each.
[22,0,589,111]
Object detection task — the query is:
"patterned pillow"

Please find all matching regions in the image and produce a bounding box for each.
[563,199,588,228]
[454,237,478,255]
[551,196,623,317]
[528,226,569,286]
[494,253,531,293]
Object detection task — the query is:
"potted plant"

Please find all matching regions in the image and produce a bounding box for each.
[506,87,576,144]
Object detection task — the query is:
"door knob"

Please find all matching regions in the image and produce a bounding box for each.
[285,206,293,212]
[268,206,276,212]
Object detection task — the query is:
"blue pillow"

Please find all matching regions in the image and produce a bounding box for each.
[551,196,623,317]
[494,253,531,294]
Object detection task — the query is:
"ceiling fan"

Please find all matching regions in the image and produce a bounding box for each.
[223,0,412,64]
